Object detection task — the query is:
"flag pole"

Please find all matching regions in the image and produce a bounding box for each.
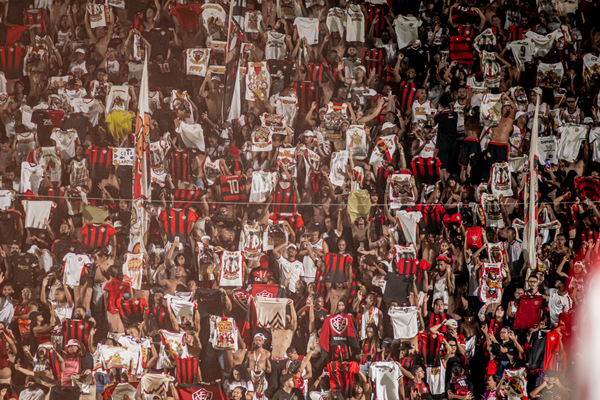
[525,93,541,267]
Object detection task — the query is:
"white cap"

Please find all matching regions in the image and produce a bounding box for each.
[75,48,85,55]
[515,111,527,120]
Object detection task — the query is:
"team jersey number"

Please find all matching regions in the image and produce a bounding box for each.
[227,179,240,194]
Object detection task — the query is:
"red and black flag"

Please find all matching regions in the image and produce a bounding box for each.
[176,385,227,400]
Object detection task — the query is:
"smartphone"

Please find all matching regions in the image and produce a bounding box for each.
[360,242,364,248]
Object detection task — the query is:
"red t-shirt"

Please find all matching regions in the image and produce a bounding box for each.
[169,4,201,31]
[104,279,131,314]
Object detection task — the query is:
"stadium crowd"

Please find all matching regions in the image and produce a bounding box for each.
[0,0,598,398]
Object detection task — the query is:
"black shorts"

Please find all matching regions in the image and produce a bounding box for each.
[486,142,509,164]
[437,142,457,169]
[459,138,480,168]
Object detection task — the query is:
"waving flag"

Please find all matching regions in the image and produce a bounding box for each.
[224,0,246,122]
[130,48,151,253]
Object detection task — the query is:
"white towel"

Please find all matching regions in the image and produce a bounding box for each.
[22,200,53,229]
[0,190,14,211]
[329,150,349,187]
[249,171,277,203]
[254,297,287,329]
[395,210,422,244]
[491,162,513,197]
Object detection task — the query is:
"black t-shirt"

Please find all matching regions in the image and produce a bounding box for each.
[0,211,20,245]
[32,109,65,146]
[267,60,295,91]
[11,253,39,287]
[143,28,174,59]
[273,388,304,400]
[383,272,412,305]
[434,111,458,147]
[61,113,89,142]
[117,166,133,199]
[7,0,34,24]
[51,239,83,264]
[406,45,430,71]
[149,59,181,89]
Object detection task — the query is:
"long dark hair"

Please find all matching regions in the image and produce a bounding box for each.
[230,364,250,383]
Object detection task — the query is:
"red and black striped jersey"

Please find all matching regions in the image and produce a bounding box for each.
[305,62,325,82]
[395,258,431,282]
[418,331,444,365]
[272,183,296,215]
[509,26,526,41]
[144,306,171,331]
[376,166,393,184]
[399,355,414,370]
[294,81,319,114]
[175,356,199,384]
[410,158,442,185]
[381,65,396,83]
[44,186,65,207]
[322,253,351,284]
[427,313,449,334]
[63,319,91,351]
[409,203,447,232]
[326,361,360,398]
[118,297,148,325]
[365,4,386,37]
[0,46,25,79]
[173,189,202,208]
[158,207,199,243]
[398,80,418,112]
[80,223,116,251]
[457,24,475,40]
[86,145,113,180]
[168,148,192,182]
[24,9,48,36]
[362,48,386,76]
[218,175,247,202]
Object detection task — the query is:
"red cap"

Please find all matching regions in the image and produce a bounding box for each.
[229,146,240,158]
[260,255,269,269]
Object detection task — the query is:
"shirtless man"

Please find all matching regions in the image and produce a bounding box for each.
[198,71,224,123]
[459,309,483,342]
[269,299,297,389]
[92,247,114,313]
[246,333,271,397]
[486,92,517,165]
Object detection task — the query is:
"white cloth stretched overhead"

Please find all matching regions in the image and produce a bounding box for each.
[176,122,205,151]
[254,297,288,329]
[329,150,349,187]
[22,200,53,229]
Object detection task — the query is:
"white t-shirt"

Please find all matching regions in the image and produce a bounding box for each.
[426,361,447,396]
[548,288,572,328]
[346,5,365,42]
[62,253,92,288]
[278,255,305,292]
[50,128,78,161]
[51,300,73,321]
[393,15,422,49]
[265,32,287,60]
[294,18,320,45]
[20,162,43,194]
[388,306,419,339]
[18,388,45,400]
[369,362,403,400]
